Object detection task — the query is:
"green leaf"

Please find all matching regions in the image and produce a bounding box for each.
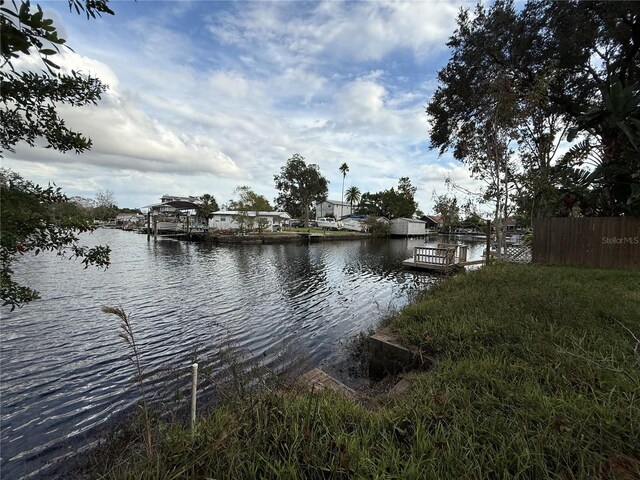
[18,0,29,21]
[42,57,59,69]
[0,7,19,18]
[32,9,43,24]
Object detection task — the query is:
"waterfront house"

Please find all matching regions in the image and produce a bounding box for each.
[210,211,292,232]
[315,200,352,220]
[505,216,519,232]
[143,196,206,233]
[390,217,427,237]
[156,195,202,215]
[423,215,444,230]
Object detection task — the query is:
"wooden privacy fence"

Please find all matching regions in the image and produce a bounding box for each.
[533,217,640,269]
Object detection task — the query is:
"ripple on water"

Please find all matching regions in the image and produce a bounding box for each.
[0,231,486,478]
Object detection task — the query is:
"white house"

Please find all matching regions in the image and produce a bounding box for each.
[315,200,352,220]
[390,217,427,237]
[210,211,292,232]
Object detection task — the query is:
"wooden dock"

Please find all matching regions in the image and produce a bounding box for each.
[403,243,475,272]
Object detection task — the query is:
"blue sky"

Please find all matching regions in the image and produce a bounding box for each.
[4,0,480,212]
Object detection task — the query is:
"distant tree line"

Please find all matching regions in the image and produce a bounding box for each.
[355,177,418,219]
[66,190,142,221]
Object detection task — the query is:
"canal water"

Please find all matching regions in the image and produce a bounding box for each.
[1,230,483,478]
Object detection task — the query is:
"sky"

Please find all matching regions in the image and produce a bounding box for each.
[3,0,482,213]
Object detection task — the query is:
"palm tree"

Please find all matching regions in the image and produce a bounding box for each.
[345,186,361,214]
[339,163,349,218]
[198,193,219,223]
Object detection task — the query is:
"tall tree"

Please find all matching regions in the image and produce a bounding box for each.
[428,0,640,218]
[356,178,418,219]
[433,193,461,233]
[228,186,272,233]
[427,1,534,256]
[395,177,418,217]
[541,0,640,215]
[1,0,114,154]
[198,193,219,224]
[1,169,111,310]
[274,154,329,227]
[93,189,118,221]
[357,192,384,217]
[339,162,349,218]
[345,186,361,213]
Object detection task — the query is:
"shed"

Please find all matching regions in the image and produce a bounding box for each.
[390,217,427,237]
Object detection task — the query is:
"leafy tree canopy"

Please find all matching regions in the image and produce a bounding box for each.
[0,1,115,309]
[357,177,418,219]
[432,193,461,232]
[198,193,219,221]
[0,169,111,310]
[228,186,272,213]
[345,186,361,210]
[427,0,640,217]
[274,154,328,226]
[1,0,114,155]
[225,186,273,233]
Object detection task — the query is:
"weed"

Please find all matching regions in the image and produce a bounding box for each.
[101,306,154,460]
[84,265,639,479]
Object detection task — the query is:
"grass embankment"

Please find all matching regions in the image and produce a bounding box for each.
[85,264,639,479]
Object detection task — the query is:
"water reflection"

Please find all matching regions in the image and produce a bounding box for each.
[1,230,483,479]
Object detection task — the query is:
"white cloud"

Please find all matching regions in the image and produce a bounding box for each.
[336,80,386,120]
[207,1,459,65]
[4,0,471,210]
[208,71,252,99]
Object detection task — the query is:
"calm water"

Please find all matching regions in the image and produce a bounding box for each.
[1,230,483,478]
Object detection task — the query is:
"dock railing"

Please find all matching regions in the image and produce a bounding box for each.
[436,243,468,264]
[413,246,457,267]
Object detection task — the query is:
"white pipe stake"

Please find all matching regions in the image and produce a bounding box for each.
[191,363,198,433]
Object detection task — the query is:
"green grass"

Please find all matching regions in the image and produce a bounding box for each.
[84,264,640,479]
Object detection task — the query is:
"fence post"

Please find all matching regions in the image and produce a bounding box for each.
[191,363,198,434]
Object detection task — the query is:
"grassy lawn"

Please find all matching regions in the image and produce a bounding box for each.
[84,264,640,479]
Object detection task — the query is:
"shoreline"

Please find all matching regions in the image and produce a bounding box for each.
[155,231,376,244]
[69,263,640,479]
